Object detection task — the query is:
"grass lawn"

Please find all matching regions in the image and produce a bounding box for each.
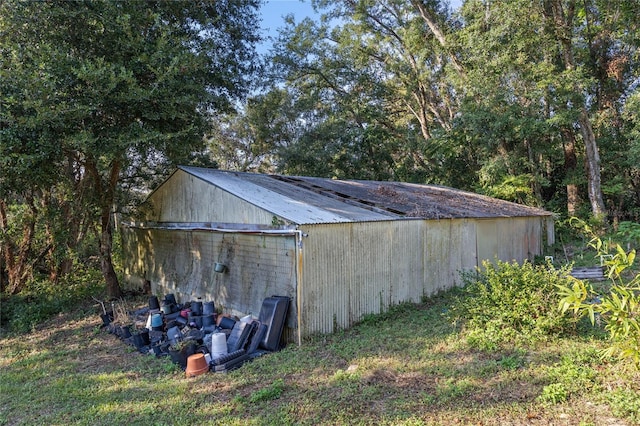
[1,291,639,425]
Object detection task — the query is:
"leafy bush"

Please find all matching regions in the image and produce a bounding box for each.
[615,221,640,248]
[538,383,568,404]
[557,218,640,368]
[450,260,580,350]
[537,350,599,404]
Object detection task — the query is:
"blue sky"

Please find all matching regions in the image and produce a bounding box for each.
[259,0,318,52]
[260,0,318,35]
[259,0,463,52]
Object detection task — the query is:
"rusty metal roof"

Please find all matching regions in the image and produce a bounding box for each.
[179,166,551,224]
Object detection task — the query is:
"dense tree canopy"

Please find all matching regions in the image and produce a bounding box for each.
[1,0,261,296]
[2,0,639,297]
[206,0,639,223]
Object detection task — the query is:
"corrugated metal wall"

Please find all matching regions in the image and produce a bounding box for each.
[122,228,298,332]
[423,218,478,295]
[476,217,542,264]
[296,217,544,337]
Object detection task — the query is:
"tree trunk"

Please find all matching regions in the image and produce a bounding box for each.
[44,167,91,282]
[578,109,607,217]
[410,0,465,75]
[0,198,37,294]
[86,158,123,299]
[546,0,606,218]
[524,138,543,204]
[561,128,579,217]
[100,203,121,300]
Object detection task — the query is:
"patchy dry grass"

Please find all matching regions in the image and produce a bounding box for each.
[1,293,639,425]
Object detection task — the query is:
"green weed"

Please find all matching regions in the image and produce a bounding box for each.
[249,379,286,403]
[557,217,640,368]
[606,388,640,422]
[435,377,475,403]
[538,383,568,404]
[1,268,104,334]
[497,351,526,370]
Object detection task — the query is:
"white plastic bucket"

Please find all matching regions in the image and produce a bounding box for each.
[210,332,228,358]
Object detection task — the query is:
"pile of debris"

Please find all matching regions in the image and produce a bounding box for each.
[99,294,290,376]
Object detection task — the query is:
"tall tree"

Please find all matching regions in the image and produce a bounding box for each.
[201,0,640,225]
[0,0,260,297]
[454,0,559,206]
[267,0,463,181]
[456,0,639,218]
[543,0,606,217]
[205,89,303,174]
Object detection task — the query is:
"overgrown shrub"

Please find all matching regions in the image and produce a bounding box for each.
[557,218,640,368]
[450,260,581,350]
[0,266,104,334]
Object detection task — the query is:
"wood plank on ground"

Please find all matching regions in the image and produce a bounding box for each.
[570,266,605,281]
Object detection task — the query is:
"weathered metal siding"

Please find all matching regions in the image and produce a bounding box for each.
[423,219,478,294]
[297,219,478,336]
[476,217,542,264]
[121,226,154,290]
[147,170,276,225]
[389,220,425,304]
[297,222,350,337]
[296,217,546,337]
[123,227,298,332]
[511,217,541,260]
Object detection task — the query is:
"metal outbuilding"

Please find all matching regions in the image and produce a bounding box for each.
[122,166,555,344]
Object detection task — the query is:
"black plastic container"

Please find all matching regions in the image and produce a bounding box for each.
[188,313,203,329]
[100,311,113,326]
[149,330,164,344]
[258,296,290,352]
[161,301,174,315]
[212,350,249,372]
[149,296,160,311]
[165,311,181,322]
[202,301,215,316]
[194,316,203,329]
[151,343,164,357]
[164,293,177,305]
[202,314,215,327]
[226,321,254,353]
[191,301,203,316]
[218,316,236,330]
[120,325,132,339]
[246,323,268,354]
[132,330,150,349]
[139,329,150,345]
[169,341,197,370]
[202,324,219,334]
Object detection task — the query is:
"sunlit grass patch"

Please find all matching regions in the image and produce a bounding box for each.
[1,284,639,425]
